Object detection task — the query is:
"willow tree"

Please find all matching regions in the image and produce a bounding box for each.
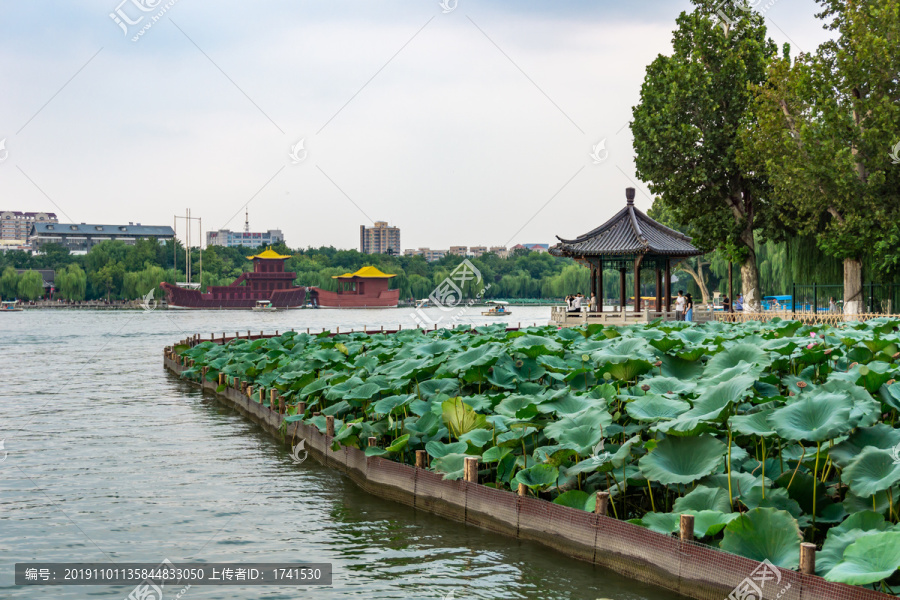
[17,270,44,301]
[742,0,900,313]
[632,0,777,310]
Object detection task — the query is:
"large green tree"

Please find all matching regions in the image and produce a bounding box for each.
[1,267,18,300]
[17,270,44,301]
[632,0,777,310]
[742,0,900,313]
[57,264,87,301]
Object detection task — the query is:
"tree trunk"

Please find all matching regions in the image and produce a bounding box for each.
[677,259,711,305]
[843,257,863,315]
[740,247,761,312]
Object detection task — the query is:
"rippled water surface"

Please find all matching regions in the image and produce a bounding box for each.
[0,308,682,599]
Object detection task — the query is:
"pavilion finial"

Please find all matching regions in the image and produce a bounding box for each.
[626,187,636,205]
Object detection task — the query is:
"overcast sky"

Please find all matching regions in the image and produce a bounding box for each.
[0,0,833,251]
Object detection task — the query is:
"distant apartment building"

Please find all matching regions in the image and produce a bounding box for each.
[489,246,508,258]
[360,221,401,255]
[207,229,284,249]
[1,211,57,246]
[448,246,467,257]
[403,247,446,262]
[470,246,488,258]
[511,243,549,254]
[30,222,175,255]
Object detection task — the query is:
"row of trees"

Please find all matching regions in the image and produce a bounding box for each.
[632,0,899,312]
[0,240,596,302]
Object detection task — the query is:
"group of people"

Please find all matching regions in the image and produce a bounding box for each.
[565,292,598,313]
[673,290,694,321]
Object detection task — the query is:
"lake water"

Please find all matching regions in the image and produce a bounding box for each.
[0,307,681,600]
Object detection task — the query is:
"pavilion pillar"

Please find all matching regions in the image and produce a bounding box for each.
[619,268,626,312]
[598,263,604,313]
[590,265,597,298]
[634,257,642,313]
[665,259,672,315]
[655,267,662,313]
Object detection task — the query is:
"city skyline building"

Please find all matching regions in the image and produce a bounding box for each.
[360,221,401,255]
[207,210,284,249]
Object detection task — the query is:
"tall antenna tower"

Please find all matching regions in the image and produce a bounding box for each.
[244,209,250,234]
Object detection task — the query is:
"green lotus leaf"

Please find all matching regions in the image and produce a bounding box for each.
[704,344,771,377]
[441,397,487,439]
[552,490,596,512]
[514,464,559,489]
[372,394,414,415]
[386,434,409,453]
[829,424,900,468]
[648,337,684,353]
[459,428,494,449]
[879,382,900,412]
[431,453,470,480]
[625,395,691,422]
[638,435,726,485]
[767,392,853,442]
[842,446,900,497]
[512,335,562,358]
[640,376,697,396]
[444,344,505,374]
[537,393,596,416]
[482,445,512,463]
[544,407,612,443]
[600,358,653,382]
[720,508,802,569]
[425,440,468,458]
[364,445,388,457]
[673,485,732,513]
[729,408,777,437]
[817,526,890,577]
[416,379,460,399]
[636,512,679,535]
[825,532,900,585]
[495,395,540,418]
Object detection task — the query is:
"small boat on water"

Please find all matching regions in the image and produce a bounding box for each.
[415,299,430,309]
[252,300,278,312]
[1,300,23,312]
[482,300,511,317]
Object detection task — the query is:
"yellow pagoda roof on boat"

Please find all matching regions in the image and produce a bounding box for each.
[332,266,396,279]
[247,248,291,260]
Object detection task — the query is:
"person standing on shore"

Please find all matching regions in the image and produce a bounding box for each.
[675,290,686,321]
[589,292,598,312]
[685,293,693,322]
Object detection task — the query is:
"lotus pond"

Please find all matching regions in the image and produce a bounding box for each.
[178,318,900,593]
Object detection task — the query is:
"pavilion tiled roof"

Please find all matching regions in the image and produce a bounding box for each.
[550,190,702,258]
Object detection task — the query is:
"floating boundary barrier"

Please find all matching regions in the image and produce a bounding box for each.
[164,333,892,600]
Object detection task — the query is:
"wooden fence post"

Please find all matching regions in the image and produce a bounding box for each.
[270,389,277,408]
[298,402,307,416]
[800,543,816,575]
[595,492,610,516]
[680,514,695,542]
[464,457,478,483]
[258,388,264,403]
[415,450,427,468]
[517,483,527,497]
[218,373,224,385]
[246,386,253,399]
[278,395,285,414]
[325,415,335,437]
[368,436,377,448]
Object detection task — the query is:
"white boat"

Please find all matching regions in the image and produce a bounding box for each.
[481,300,511,317]
[415,298,430,309]
[1,300,23,312]
[252,300,278,312]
